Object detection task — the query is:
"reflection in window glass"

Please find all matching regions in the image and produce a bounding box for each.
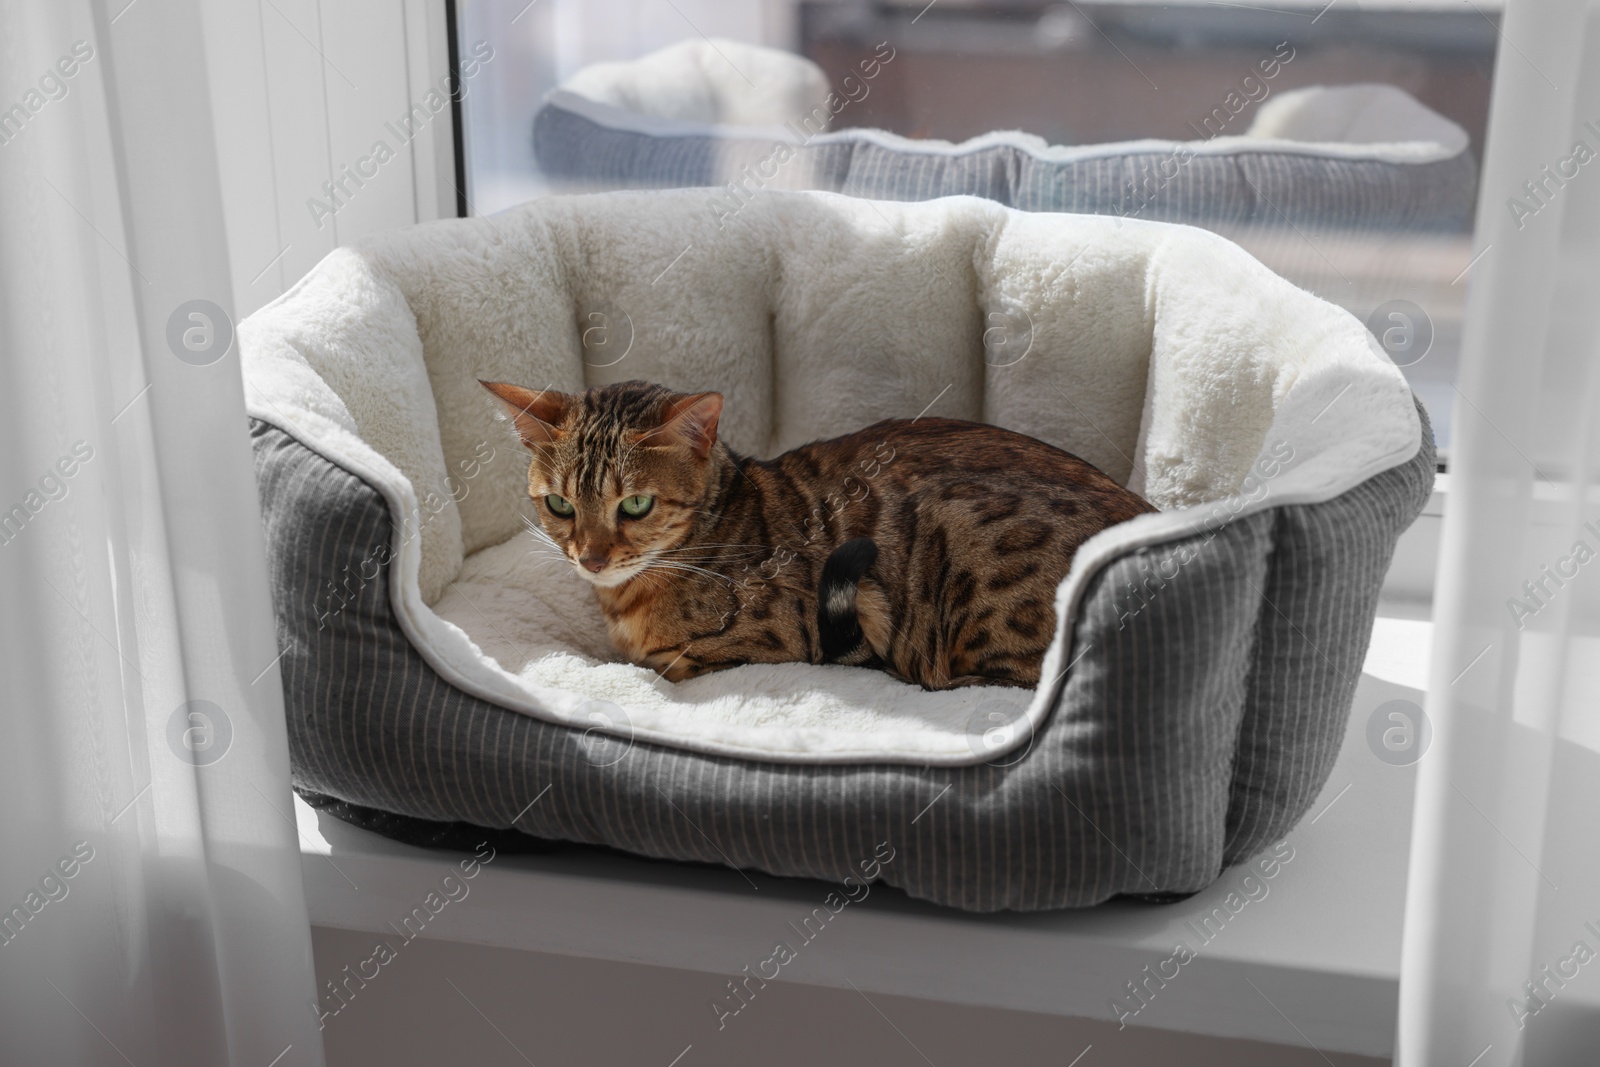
[459,0,1500,455]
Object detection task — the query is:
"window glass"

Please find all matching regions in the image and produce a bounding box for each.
[459,0,1501,455]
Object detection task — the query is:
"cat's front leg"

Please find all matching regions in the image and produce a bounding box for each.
[640,644,711,682]
[642,620,819,681]
[638,642,750,682]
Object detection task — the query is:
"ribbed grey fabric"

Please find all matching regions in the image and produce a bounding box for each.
[251,404,1433,912]
[1222,403,1437,865]
[532,103,1476,231]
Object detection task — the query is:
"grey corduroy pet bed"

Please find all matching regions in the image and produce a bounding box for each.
[244,189,1433,911]
[531,39,1475,232]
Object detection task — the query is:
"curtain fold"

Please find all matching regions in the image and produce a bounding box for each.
[0,2,325,1064]
[1400,1,1600,1063]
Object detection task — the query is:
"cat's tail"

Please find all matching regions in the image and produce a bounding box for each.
[818,537,885,666]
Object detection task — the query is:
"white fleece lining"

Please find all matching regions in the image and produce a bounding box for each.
[240,190,1419,766]
[543,81,1469,166]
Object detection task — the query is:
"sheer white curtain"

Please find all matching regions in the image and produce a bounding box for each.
[0,2,324,1065]
[1400,1,1600,1063]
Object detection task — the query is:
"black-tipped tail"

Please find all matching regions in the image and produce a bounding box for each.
[818,537,878,663]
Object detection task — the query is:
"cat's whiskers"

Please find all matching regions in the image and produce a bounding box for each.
[651,539,767,560]
[518,545,568,566]
[641,557,723,578]
[653,541,765,552]
[634,566,672,593]
[519,534,564,554]
[652,557,759,573]
[651,547,766,563]
[521,514,568,550]
[639,558,737,589]
[520,512,560,540]
[518,515,585,578]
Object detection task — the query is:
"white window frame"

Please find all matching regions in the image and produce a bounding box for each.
[201,0,460,321]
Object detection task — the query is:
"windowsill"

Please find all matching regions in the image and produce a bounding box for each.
[1423,470,1448,517]
[295,601,1430,1059]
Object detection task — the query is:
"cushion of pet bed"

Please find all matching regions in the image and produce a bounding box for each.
[241,188,1422,768]
[531,41,1475,231]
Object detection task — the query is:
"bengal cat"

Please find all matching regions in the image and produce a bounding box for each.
[481,379,1154,690]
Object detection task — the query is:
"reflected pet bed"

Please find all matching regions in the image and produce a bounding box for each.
[532,39,1475,232]
[244,189,1432,911]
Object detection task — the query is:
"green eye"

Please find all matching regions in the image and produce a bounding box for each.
[619,494,654,518]
[545,494,575,517]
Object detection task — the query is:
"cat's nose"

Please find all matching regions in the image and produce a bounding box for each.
[579,554,608,573]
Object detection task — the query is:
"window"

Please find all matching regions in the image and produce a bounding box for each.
[457,0,1498,457]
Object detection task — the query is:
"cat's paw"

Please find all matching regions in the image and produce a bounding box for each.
[943,675,999,689]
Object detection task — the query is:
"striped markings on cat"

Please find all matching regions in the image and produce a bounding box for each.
[708,440,899,606]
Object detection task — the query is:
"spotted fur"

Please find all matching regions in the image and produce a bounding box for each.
[481,379,1155,690]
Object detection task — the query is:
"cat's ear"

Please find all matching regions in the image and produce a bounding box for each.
[480,380,568,449]
[648,392,724,459]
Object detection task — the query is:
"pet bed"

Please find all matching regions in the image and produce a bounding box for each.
[532,40,1475,232]
[244,189,1433,911]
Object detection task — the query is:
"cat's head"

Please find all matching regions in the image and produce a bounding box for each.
[481,379,724,588]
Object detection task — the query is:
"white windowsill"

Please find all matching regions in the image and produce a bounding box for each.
[295,602,1432,1060]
